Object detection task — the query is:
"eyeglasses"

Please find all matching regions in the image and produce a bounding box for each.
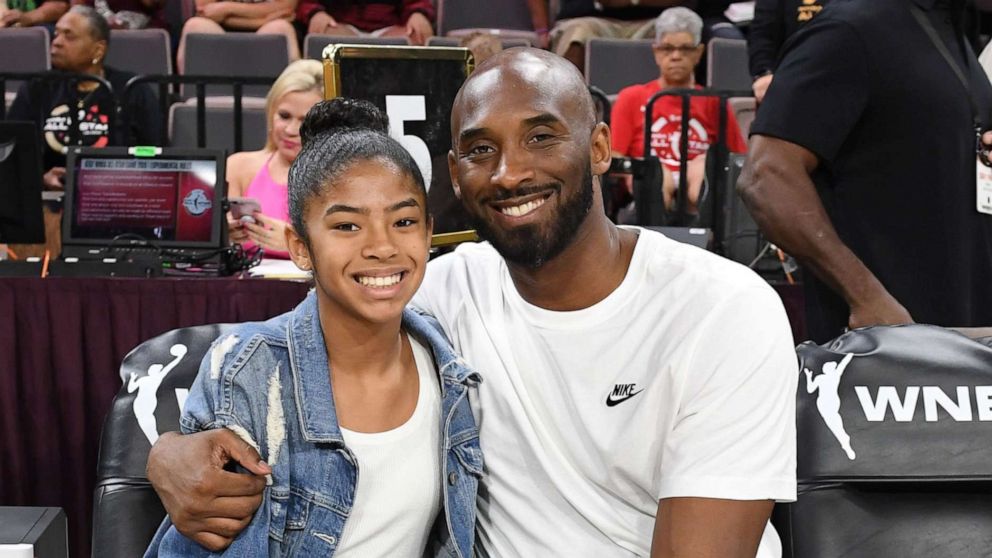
[654,44,699,56]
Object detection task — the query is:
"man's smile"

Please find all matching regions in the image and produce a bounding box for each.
[486,187,557,221]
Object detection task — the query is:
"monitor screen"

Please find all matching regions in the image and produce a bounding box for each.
[0,121,45,244]
[63,148,225,250]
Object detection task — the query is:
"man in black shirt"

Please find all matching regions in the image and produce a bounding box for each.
[739,0,992,343]
[7,5,161,189]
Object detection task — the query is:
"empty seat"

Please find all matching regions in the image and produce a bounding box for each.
[706,38,750,91]
[426,36,531,49]
[182,33,289,98]
[169,103,267,152]
[585,38,656,97]
[304,34,409,59]
[105,29,172,76]
[436,0,536,38]
[728,96,756,138]
[0,27,51,105]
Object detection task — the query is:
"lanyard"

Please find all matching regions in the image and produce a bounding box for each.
[910,5,992,164]
[909,6,985,136]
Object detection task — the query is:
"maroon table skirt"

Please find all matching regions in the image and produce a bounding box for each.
[0,277,311,558]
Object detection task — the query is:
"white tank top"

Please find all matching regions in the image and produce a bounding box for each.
[335,337,442,558]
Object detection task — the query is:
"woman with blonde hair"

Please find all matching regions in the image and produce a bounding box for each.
[227,58,322,258]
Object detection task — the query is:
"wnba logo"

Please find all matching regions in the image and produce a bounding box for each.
[805,352,992,461]
[804,353,857,460]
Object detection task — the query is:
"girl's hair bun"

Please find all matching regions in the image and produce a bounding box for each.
[300,98,389,145]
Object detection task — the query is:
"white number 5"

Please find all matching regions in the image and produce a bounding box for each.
[385,95,433,191]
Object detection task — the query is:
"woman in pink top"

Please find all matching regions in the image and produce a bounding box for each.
[227,59,322,259]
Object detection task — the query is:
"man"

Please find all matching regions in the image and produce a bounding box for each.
[739,0,992,343]
[299,0,434,46]
[146,49,797,557]
[611,7,747,213]
[7,6,161,189]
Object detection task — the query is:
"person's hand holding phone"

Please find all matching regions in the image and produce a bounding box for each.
[228,198,261,246]
[244,214,290,254]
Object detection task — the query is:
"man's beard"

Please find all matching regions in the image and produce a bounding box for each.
[468,165,595,269]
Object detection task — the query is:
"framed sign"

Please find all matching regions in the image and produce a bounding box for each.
[323,46,471,186]
[322,45,478,239]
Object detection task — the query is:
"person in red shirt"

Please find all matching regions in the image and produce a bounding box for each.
[611,6,746,214]
[299,0,434,46]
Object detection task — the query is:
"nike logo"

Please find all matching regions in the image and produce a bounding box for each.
[606,383,644,407]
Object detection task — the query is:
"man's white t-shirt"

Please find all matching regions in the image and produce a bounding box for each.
[412,228,798,557]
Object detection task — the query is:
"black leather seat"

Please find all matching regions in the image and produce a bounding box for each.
[91,324,235,558]
[776,324,992,558]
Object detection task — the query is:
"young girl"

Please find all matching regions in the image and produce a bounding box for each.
[146,98,481,557]
[227,60,323,259]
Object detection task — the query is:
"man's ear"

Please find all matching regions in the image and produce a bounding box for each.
[590,122,612,177]
[285,223,313,271]
[447,150,462,199]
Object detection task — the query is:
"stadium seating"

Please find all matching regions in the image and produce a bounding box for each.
[426,36,531,48]
[105,29,172,77]
[169,103,267,151]
[304,34,410,60]
[182,33,290,98]
[0,27,51,105]
[728,96,756,138]
[585,38,656,97]
[706,37,750,91]
[436,0,537,42]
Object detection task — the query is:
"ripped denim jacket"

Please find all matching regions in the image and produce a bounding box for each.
[145,291,483,557]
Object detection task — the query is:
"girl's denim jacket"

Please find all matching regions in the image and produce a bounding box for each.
[146,292,483,557]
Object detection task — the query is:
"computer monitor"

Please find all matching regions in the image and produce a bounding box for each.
[0,121,45,244]
[61,147,226,256]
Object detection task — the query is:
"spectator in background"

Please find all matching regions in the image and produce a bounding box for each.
[611,7,746,214]
[740,0,992,342]
[543,0,742,74]
[176,0,299,72]
[0,0,67,29]
[71,0,167,29]
[300,0,434,46]
[7,5,161,189]
[460,31,503,64]
[226,59,322,259]
[747,0,830,103]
